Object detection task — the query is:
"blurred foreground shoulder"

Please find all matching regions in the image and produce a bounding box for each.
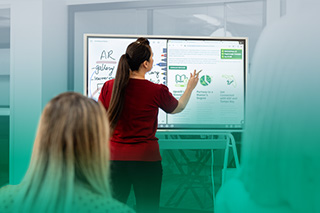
[73,185,135,213]
[215,178,248,213]
[0,185,19,213]
[215,178,292,213]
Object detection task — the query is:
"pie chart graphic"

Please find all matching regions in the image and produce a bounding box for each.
[200,75,212,86]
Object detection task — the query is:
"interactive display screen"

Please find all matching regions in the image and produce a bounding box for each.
[85,35,247,129]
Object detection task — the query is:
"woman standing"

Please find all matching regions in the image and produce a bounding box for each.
[99,37,199,213]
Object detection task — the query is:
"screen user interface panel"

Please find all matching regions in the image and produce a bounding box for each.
[86,36,246,129]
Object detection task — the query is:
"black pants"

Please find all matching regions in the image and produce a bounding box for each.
[110,161,162,213]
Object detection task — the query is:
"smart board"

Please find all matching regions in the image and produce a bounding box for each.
[84,34,247,129]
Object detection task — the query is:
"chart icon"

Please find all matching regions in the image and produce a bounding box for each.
[200,75,212,86]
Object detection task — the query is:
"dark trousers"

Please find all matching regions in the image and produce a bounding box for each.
[110,161,162,213]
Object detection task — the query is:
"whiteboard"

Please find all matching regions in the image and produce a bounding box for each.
[84,34,247,129]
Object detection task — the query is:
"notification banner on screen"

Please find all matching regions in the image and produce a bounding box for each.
[85,35,247,129]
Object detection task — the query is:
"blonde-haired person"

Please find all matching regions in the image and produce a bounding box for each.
[215,1,320,213]
[0,92,135,213]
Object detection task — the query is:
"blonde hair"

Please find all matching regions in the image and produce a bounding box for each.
[15,92,111,212]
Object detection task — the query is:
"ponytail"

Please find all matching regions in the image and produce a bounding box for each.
[107,38,151,131]
[108,54,130,131]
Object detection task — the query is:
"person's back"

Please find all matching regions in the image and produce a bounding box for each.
[100,78,178,161]
[0,92,135,213]
[0,183,133,213]
[215,1,320,212]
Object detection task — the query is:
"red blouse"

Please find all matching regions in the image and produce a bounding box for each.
[99,79,178,161]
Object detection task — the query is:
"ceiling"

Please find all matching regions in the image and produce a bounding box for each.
[0,0,263,46]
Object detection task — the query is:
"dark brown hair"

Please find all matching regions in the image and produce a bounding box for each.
[108,38,151,130]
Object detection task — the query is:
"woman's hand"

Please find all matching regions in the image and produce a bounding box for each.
[171,69,201,114]
[187,69,201,91]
